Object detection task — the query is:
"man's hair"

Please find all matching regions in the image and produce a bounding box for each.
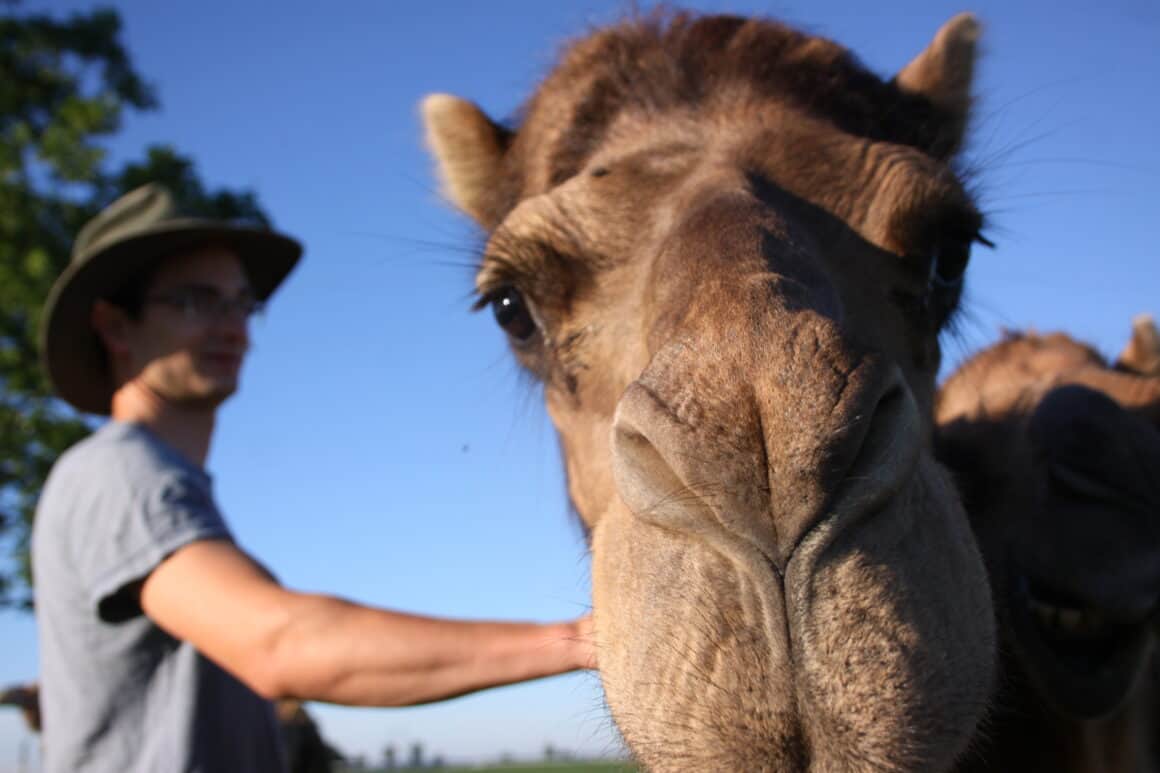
[100,263,159,320]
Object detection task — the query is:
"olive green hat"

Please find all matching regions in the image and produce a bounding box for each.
[40,183,303,415]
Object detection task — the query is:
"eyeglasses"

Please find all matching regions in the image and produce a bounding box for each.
[145,285,265,323]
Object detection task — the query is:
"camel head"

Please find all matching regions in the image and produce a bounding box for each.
[424,11,996,770]
[937,325,1160,725]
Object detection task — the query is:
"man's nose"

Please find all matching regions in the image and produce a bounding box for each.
[211,303,251,341]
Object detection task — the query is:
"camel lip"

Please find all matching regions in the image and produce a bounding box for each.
[1017,553,1160,624]
[1007,571,1152,719]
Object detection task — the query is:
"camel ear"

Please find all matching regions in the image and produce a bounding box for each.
[894,13,981,159]
[1116,314,1160,376]
[421,93,512,229]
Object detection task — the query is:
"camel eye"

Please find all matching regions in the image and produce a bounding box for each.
[929,239,971,288]
[490,287,537,342]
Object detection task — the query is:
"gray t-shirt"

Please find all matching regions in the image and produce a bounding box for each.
[32,421,287,772]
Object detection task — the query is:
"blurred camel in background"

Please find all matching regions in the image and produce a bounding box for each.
[937,316,1160,772]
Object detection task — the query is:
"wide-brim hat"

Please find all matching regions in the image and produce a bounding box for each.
[41,183,303,415]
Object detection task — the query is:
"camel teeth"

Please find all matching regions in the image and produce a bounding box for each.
[1080,610,1106,634]
[1028,598,1109,638]
[1056,607,1083,633]
[1030,599,1058,629]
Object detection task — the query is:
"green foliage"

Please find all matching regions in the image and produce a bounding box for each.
[0,3,272,607]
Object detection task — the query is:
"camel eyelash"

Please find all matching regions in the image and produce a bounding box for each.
[472,255,531,312]
[473,242,592,317]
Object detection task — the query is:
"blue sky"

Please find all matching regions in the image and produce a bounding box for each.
[1,0,1157,768]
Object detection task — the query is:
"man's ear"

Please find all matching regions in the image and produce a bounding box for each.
[91,299,132,357]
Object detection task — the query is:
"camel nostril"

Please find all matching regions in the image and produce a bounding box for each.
[810,378,922,542]
[611,383,710,532]
[616,427,681,506]
[847,385,915,482]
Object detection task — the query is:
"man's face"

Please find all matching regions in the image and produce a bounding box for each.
[122,245,256,408]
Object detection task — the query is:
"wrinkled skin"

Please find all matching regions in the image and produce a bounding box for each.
[937,320,1160,773]
[424,11,996,771]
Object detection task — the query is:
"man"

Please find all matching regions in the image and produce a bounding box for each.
[32,184,595,772]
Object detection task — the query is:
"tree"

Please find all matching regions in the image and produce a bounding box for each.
[0,3,273,607]
[408,741,424,769]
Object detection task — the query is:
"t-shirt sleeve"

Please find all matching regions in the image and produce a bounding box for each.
[85,470,234,623]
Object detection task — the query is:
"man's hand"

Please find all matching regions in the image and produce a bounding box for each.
[571,613,598,671]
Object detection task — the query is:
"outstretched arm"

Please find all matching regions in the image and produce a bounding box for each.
[139,539,595,706]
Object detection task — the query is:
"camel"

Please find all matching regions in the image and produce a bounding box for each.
[0,683,40,733]
[0,683,339,773]
[423,11,997,771]
[935,319,1160,772]
[275,699,343,773]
